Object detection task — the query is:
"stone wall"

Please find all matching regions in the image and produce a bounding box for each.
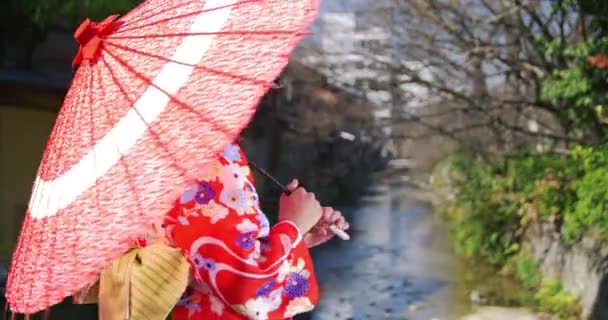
[524,221,608,319]
[430,160,608,320]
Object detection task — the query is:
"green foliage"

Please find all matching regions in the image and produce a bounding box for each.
[440,154,573,265]
[509,255,580,319]
[513,256,541,289]
[441,143,608,257]
[541,37,608,134]
[439,159,518,264]
[435,139,608,320]
[2,0,139,29]
[437,146,608,317]
[534,0,608,138]
[535,280,581,319]
[0,0,139,67]
[563,145,608,241]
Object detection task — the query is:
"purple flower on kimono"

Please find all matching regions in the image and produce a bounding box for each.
[192,254,216,272]
[256,279,277,297]
[180,182,215,205]
[236,232,255,250]
[180,185,198,204]
[194,182,215,204]
[284,272,309,298]
[223,145,242,163]
[177,295,203,312]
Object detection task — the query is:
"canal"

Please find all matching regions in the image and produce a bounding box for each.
[308,182,481,320]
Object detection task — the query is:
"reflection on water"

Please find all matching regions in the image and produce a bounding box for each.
[308,184,471,320]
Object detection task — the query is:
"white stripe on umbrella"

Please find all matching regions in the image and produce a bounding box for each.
[29,0,234,219]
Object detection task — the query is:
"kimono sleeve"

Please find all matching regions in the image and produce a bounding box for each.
[193,216,320,320]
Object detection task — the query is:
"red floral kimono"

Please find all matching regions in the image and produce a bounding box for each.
[137,144,319,319]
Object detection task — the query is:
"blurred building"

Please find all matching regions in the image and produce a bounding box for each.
[296,1,442,163]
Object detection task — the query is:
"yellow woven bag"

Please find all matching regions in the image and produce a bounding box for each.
[74,243,190,320]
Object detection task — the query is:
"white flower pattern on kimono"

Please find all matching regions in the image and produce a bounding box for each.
[218,164,247,189]
[284,297,315,318]
[183,206,200,217]
[277,260,292,282]
[248,240,262,262]
[233,288,283,320]
[237,218,259,233]
[199,160,223,181]
[209,294,224,316]
[166,206,199,227]
[239,165,251,179]
[199,200,229,223]
[277,258,310,283]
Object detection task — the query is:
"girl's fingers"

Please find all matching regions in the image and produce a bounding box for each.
[341,221,350,230]
[329,225,350,240]
[318,207,349,235]
[335,215,348,229]
[319,228,328,237]
[333,218,343,229]
[287,179,299,192]
[329,211,343,225]
[322,207,333,219]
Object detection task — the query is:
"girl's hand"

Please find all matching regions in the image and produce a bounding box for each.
[278,179,323,235]
[304,206,349,248]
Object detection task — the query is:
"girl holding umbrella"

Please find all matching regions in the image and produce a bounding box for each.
[116,143,350,320]
[6,1,350,319]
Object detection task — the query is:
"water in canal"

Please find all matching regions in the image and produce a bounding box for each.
[307,182,493,320]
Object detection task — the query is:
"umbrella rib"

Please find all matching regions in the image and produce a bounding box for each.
[91,63,104,255]
[60,68,93,299]
[91,62,143,267]
[113,0,262,35]
[103,49,235,141]
[58,64,98,298]
[97,56,150,244]
[105,41,273,87]
[108,30,304,39]
[100,54,190,181]
[87,63,112,291]
[91,63,107,229]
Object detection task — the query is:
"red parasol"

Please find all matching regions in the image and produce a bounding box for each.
[6,0,319,314]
